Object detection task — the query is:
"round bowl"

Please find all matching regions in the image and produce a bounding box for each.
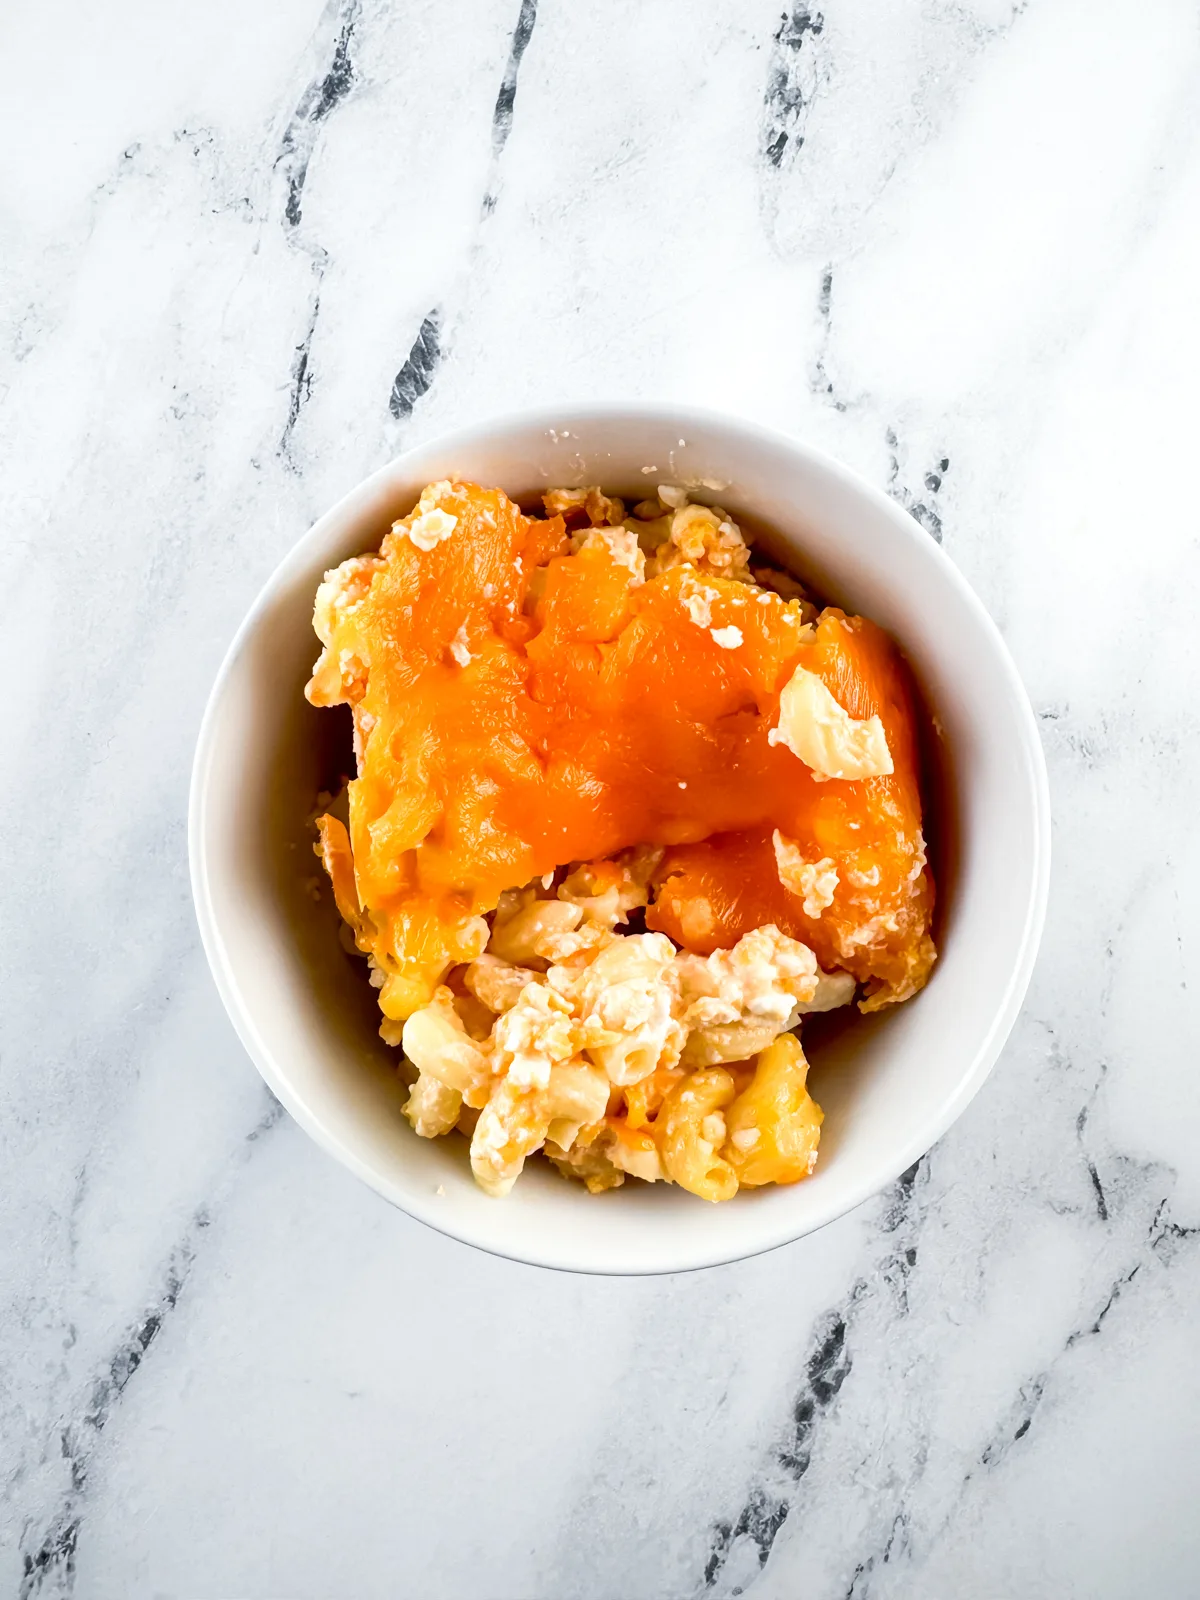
[189,404,1050,1274]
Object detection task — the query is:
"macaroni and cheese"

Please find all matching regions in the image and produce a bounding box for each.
[306,479,936,1200]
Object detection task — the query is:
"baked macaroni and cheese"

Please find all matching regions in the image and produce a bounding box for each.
[306,479,936,1200]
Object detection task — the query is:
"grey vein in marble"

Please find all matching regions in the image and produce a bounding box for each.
[389,0,538,426]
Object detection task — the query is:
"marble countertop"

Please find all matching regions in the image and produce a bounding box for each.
[4,0,1199,1595]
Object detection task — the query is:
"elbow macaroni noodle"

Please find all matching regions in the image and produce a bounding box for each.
[395,854,846,1202]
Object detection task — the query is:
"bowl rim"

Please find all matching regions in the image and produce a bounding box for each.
[189,401,1051,1274]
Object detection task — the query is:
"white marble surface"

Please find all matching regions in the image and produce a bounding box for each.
[3,0,1199,1594]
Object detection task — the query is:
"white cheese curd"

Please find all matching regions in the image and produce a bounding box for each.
[675,924,820,1028]
[578,522,645,583]
[563,933,685,1086]
[401,481,459,550]
[768,665,893,780]
[678,573,720,628]
[490,984,578,1091]
[772,831,840,917]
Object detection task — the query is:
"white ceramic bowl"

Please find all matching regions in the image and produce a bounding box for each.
[189,404,1049,1274]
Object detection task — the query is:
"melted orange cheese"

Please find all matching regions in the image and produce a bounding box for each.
[307,481,934,1018]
